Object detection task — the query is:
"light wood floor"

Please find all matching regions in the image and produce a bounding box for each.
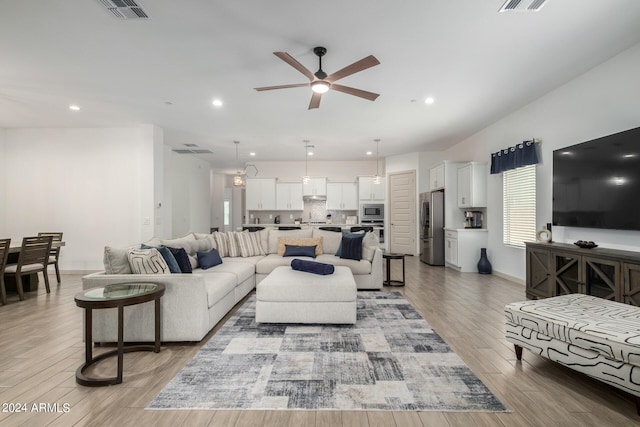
[0,258,637,426]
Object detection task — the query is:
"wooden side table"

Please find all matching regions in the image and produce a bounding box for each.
[74,283,165,387]
[383,253,406,287]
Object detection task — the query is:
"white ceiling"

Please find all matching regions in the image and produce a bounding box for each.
[2,0,640,173]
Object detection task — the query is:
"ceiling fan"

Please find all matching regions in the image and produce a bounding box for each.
[254,46,380,110]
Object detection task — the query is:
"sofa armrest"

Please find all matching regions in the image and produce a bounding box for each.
[371,248,384,288]
[81,271,211,342]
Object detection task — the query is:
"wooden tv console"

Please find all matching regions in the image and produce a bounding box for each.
[525,241,640,306]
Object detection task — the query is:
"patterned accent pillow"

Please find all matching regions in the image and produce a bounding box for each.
[236,230,266,257]
[212,232,229,257]
[277,237,323,256]
[225,231,240,257]
[126,248,170,274]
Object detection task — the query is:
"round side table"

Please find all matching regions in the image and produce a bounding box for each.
[383,253,406,287]
[74,282,165,387]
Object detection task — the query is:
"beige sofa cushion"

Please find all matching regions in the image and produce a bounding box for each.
[255,253,315,275]
[312,229,343,254]
[267,229,313,254]
[316,254,372,275]
[277,237,323,256]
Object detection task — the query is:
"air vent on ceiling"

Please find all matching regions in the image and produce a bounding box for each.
[97,0,150,19]
[499,0,547,12]
[172,149,213,155]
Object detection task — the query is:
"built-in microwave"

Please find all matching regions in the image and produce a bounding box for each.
[361,204,384,221]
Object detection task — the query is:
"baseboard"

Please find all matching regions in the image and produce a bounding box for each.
[492,270,524,286]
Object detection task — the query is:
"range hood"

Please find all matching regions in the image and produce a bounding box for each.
[303,195,327,201]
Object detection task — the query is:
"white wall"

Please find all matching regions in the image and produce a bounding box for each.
[0,128,6,231]
[167,151,211,237]
[0,125,212,271]
[441,41,640,280]
[210,172,226,230]
[1,126,157,270]
[247,160,381,182]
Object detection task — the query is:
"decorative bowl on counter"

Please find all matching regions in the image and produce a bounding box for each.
[574,240,598,249]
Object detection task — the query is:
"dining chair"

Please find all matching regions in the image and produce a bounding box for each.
[38,232,63,283]
[0,238,11,305]
[4,235,53,300]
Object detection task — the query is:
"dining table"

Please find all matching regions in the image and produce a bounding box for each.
[5,241,66,293]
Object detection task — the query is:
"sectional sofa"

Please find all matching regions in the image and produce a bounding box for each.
[82,228,383,343]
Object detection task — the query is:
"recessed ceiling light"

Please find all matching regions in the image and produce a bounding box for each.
[366,151,373,156]
[623,153,636,158]
[308,151,314,156]
[250,152,256,156]
[69,105,80,111]
[425,97,435,105]
[212,99,223,107]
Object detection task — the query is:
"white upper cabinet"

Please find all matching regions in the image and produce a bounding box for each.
[327,183,358,210]
[246,178,277,210]
[457,162,487,208]
[429,163,445,190]
[302,177,327,196]
[276,183,303,210]
[358,176,386,201]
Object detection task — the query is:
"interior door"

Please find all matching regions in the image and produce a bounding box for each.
[389,170,416,255]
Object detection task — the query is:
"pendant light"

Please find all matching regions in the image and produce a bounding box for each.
[373,139,382,185]
[233,141,244,187]
[302,140,313,184]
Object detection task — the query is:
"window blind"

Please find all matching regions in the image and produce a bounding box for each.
[503,165,536,248]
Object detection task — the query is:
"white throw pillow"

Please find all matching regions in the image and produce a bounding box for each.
[362,232,379,262]
[103,246,132,274]
[127,248,170,274]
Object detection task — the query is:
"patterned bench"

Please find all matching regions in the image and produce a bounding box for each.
[505,294,640,413]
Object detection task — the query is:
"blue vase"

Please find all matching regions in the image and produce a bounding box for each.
[477,248,492,274]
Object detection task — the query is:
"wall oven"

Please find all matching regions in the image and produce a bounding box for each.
[361,204,384,221]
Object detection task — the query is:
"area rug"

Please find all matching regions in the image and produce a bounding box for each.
[148,292,507,411]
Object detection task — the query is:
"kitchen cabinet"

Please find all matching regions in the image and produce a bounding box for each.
[444,228,488,272]
[327,183,358,210]
[302,177,327,197]
[457,162,487,208]
[358,176,386,201]
[429,164,445,190]
[245,178,276,210]
[525,242,640,306]
[276,183,303,210]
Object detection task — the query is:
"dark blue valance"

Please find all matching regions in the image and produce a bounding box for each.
[490,139,539,174]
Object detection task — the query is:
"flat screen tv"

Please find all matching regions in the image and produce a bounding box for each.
[553,126,640,231]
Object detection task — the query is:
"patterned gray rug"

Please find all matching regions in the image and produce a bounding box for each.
[148,292,507,411]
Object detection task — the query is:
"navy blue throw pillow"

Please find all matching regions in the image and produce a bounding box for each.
[335,231,364,257]
[291,259,335,275]
[166,247,192,273]
[283,244,317,258]
[141,244,181,273]
[198,248,223,270]
[340,234,364,260]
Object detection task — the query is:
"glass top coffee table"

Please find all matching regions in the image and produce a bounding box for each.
[74,283,165,387]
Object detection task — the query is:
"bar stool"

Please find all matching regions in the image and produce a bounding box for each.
[383,252,405,287]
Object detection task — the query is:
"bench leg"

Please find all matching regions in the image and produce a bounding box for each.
[636,397,640,416]
[514,344,523,361]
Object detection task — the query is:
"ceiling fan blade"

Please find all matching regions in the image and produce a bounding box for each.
[326,55,380,83]
[254,83,309,91]
[330,84,380,101]
[274,52,315,81]
[308,92,322,110]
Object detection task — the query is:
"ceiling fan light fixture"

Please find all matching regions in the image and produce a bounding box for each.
[311,81,330,94]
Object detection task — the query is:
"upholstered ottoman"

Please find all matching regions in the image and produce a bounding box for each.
[505,294,640,412]
[256,266,357,324]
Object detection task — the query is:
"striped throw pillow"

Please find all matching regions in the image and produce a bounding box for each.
[225,231,240,257]
[236,230,266,257]
[212,232,229,257]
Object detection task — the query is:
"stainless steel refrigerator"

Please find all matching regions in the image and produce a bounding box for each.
[420,191,444,265]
